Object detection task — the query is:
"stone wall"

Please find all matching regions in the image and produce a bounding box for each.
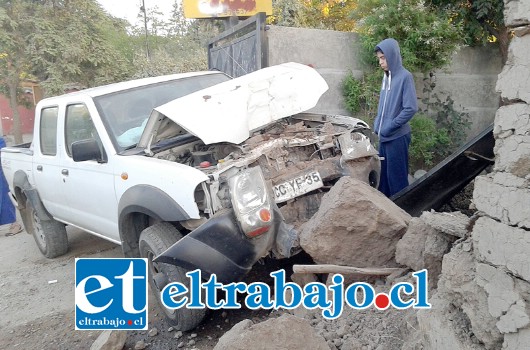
[471,2,530,347]
[266,25,502,139]
[418,1,530,348]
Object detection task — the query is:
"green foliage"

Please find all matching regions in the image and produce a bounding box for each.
[343,74,362,113]
[352,0,462,73]
[128,2,209,78]
[342,70,381,126]
[270,0,358,30]
[341,0,471,171]
[408,77,471,171]
[269,0,307,27]
[429,0,505,46]
[426,93,471,152]
[409,113,450,169]
[28,0,134,95]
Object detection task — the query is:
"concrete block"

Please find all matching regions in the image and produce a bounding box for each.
[503,327,530,350]
[472,217,530,280]
[493,135,530,177]
[496,300,530,333]
[443,45,503,75]
[473,175,530,229]
[494,104,530,138]
[268,26,362,71]
[436,244,503,348]
[504,0,530,27]
[496,36,530,103]
[309,69,359,116]
[476,263,519,319]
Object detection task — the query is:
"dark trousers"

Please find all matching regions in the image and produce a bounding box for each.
[378,133,411,197]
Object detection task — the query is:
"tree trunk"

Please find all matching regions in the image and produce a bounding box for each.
[496,24,510,65]
[7,78,23,145]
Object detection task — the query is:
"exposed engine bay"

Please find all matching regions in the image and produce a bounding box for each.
[152,112,380,258]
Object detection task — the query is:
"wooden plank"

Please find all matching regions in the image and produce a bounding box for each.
[293,264,404,276]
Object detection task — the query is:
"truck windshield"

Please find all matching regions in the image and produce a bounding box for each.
[93,73,231,152]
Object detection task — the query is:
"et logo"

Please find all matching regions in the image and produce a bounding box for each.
[75,258,148,330]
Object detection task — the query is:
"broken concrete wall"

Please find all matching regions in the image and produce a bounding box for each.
[417,1,530,348]
[395,212,463,288]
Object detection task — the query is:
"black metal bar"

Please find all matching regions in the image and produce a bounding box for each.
[391,123,495,217]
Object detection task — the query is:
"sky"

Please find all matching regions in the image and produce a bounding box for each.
[96,0,177,25]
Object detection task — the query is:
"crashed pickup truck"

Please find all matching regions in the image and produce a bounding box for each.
[1,62,380,330]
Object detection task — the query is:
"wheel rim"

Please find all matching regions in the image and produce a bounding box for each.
[32,210,46,249]
[146,250,176,316]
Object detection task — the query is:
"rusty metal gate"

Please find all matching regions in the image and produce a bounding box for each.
[207,13,268,78]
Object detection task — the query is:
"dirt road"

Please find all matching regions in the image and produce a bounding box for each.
[0,225,292,350]
[0,226,121,349]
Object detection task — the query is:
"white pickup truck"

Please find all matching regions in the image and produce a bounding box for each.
[1,63,380,330]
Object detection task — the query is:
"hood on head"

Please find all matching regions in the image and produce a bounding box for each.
[375,38,403,73]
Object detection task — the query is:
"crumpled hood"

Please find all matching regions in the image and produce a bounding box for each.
[138,62,328,148]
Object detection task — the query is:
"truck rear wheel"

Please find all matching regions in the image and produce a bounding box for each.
[139,222,206,331]
[23,200,68,258]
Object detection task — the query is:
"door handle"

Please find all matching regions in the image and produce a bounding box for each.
[61,169,69,176]
[36,165,43,171]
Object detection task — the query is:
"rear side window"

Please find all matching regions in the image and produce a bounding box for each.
[40,107,59,156]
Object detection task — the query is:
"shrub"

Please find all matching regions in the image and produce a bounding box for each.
[409,114,450,171]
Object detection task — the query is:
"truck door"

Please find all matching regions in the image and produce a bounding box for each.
[60,103,119,242]
[32,106,69,217]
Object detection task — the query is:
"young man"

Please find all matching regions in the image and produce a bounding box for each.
[373,38,418,197]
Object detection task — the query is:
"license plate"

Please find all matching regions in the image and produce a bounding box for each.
[273,171,323,203]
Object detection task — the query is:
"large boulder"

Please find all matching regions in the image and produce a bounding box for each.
[299,177,410,267]
[214,314,329,350]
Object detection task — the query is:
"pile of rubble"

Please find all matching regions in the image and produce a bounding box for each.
[213,178,476,350]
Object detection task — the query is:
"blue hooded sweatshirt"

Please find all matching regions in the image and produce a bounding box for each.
[373,39,418,143]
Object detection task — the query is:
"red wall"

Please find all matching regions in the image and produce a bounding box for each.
[0,94,35,135]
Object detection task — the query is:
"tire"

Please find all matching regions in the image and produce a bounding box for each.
[139,222,206,331]
[22,199,68,258]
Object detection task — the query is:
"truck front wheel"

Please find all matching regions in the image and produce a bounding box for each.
[22,199,68,258]
[139,222,206,331]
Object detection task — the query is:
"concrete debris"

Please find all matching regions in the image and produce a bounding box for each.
[473,216,530,281]
[395,213,458,288]
[433,243,503,349]
[300,177,410,268]
[89,330,127,350]
[503,327,530,350]
[420,210,470,238]
[133,340,146,350]
[496,35,530,103]
[291,272,319,288]
[214,314,330,350]
[417,295,485,350]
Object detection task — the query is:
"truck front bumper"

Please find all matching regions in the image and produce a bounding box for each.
[153,209,281,283]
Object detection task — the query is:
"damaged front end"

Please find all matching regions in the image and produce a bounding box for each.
[149,62,380,283]
[154,113,380,283]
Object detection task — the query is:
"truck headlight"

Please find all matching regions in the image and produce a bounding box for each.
[229,167,272,238]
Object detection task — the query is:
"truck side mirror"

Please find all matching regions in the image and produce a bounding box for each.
[71,139,106,163]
